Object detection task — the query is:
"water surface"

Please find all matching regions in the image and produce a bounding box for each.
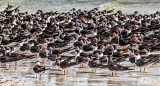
[1,0,160,14]
[0,58,160,86]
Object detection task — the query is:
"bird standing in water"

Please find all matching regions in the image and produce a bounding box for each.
[33,61,50,79]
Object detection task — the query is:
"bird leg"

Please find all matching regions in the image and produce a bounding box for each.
[140,67,141,72]
[39,73,42,80]
[14,62,17,70]
[35,74,38,84]
[64,69,66,75]
[36,74,37,79]
[144,67,145,72]
[112,71,114,77]
[67,69,68,74]
[94,68,96,73]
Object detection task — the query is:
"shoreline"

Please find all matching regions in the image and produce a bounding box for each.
[0,58,160,86]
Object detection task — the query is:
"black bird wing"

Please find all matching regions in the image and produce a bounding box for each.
[33,65,49,73]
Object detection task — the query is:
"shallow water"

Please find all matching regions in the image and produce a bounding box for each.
[1,0,160,14]
[0,0,108,13]
[99,1,160,14]
[0,58,160,86]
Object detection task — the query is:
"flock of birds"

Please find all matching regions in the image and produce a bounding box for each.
[0,4,160,77]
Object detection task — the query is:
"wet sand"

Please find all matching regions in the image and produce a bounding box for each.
[0,58,160,86]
